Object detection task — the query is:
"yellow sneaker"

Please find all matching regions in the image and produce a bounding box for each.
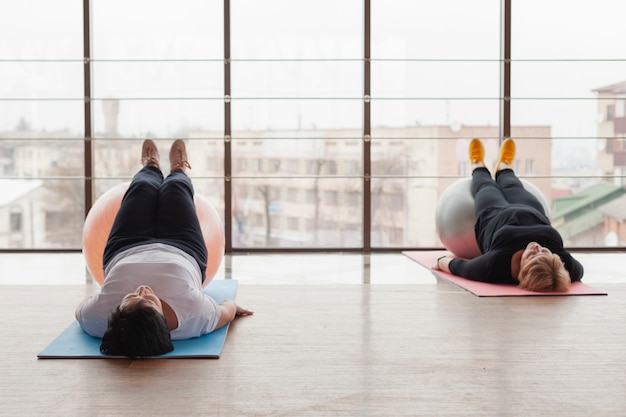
[469,138,485,165]
[495,138,516,172]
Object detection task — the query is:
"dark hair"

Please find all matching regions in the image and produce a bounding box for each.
[100,302,174,358]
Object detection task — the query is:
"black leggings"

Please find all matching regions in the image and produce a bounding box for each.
[471,167,545,218]
[103,166,208,281]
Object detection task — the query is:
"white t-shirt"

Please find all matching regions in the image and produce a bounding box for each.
[76,243,221,340]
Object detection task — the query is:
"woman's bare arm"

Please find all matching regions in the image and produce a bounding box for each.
[215,300,253,329]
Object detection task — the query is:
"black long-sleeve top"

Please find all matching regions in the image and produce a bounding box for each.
[448,205,584,284]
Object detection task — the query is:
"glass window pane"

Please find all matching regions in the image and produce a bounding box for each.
[0,0,84,250]
[371,0,500,247]
[373,61,499,100]
[0,176,84,249]
[0,62,83,100]
[92,98,223,139]
[514,0,626,248]
[372,0,500,60]
[91,0,225,228]
[232,61,362,99]
[0,101,84,136]
[231,0,362,59]
[232,136,362,178]
[93,62,223,100]
[232,99,362,132]
[232,136,362,248]
[232,178,362,248]
[0,0,83,60]
[91,0,224,171]
[372,177,438,247]
[231,0,364,249]
[92,0,223,59]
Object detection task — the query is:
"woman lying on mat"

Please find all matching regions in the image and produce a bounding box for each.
[433,138,583,292]
[76,139,252,357]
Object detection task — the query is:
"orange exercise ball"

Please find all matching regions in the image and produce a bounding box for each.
[82,183,225,287]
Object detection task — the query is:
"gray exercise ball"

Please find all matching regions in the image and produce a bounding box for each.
[435,178,550,259]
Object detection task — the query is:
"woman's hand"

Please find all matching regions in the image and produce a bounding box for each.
[433,255,452,273]
[235,305,254,317]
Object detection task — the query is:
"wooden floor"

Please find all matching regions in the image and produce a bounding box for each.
[1,253,625,416]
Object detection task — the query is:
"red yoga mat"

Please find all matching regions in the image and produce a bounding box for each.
[403,250,607,297]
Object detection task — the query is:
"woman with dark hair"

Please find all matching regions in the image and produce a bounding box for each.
[434,138,584,292]
[76,139,252,357]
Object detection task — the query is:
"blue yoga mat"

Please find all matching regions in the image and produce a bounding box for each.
[38,279,238,359]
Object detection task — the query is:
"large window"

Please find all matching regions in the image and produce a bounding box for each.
[230,0,363,248]
[513,0,626,247]
[371,0,500,247]
[90,0,225,213]
[1,1,626,251]
[0,0,84,249]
